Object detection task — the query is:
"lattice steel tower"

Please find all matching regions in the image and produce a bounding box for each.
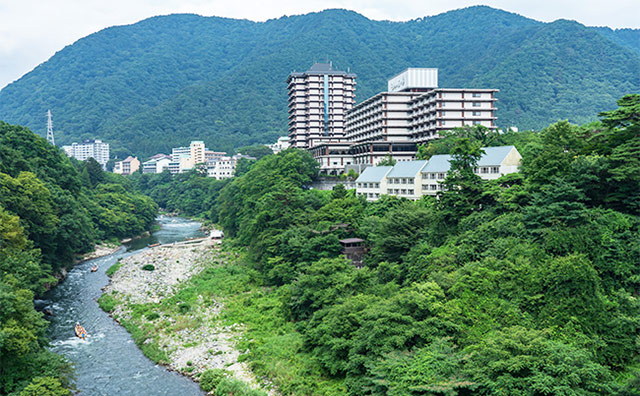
[46,110,55,145]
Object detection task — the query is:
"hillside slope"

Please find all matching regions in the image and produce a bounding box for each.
[0,6,638,157]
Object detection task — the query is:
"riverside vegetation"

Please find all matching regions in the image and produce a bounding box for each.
[113,95,640,395]
[0,122,158,395]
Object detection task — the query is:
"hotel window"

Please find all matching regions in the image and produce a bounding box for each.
[387,189,393,194]
[473,121,481,125]
[472,111,481,116]
[472,92,481,98]
[422,184,428,190]
[401,189,407,194]
[368,193,373,198]
[472,102,481,107]
[438,173,446,179]
[409,189,414,195]
[430,185,437,190]
[473,167,479,173]
[430,173,436,179]
[394,189,400,194]
[481,167,489,174]
[492,167,500,173]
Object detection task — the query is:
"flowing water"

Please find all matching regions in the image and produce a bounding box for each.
[43,216,206,396]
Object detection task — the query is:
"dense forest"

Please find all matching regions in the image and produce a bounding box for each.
[0,6,638,158]
[0,123,158,395]
[150,95,639,395]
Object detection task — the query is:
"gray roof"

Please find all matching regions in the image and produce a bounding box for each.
[477,146,515,166]
[422,154,452,173]
[422,146,517,173]
[387,160,428,178]
[290,62,356,78]
[356,166,392,183]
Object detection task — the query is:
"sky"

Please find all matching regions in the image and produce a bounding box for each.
[0,0,638,90]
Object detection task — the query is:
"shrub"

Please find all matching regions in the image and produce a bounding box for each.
[213,378,267,396]
[179,303,191,313]
[142,264,155,271]
[199,369,229,392]
[145,312,160,321]
[97,294,118,312]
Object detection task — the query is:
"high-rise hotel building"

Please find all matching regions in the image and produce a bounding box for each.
[287,62,357,149]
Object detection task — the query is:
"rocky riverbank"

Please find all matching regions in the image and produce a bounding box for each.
[100,239,268,394]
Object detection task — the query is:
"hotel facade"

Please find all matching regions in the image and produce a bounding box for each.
[287,62,357,149]
[289,66,499,174]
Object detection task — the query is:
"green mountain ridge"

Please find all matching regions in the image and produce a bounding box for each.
[0,6,638,158]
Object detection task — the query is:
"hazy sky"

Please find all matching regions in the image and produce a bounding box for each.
[0,0,638,90]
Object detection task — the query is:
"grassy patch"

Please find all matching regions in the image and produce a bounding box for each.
[97,293,119,313]
[120,319,169,364]
[105,259,124,277]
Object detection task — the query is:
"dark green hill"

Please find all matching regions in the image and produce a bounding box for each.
[0,6,638,157]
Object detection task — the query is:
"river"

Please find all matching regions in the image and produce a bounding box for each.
[42,216,206,396]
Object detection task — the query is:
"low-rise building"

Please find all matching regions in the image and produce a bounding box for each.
[358,145,522,200]
[113,156,140,176]
[384,160,428,200]
[142,155,171,174]
[355,165,393,201]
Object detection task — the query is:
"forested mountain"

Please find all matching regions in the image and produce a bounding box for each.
[0,6,638,158]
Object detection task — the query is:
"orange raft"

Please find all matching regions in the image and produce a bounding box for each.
[75,323,87,339]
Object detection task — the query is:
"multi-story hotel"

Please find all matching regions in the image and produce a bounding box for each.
[297,67,499,174]
[287,62,356,149]
[62,139,110,169]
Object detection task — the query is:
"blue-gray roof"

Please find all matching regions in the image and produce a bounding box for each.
[422,155,452,173]
[356,166,393,183]
[477,146,515,166]
[387,160,428,178]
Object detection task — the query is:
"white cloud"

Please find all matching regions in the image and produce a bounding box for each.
[0,0,638,90]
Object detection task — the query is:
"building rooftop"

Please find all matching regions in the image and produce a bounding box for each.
[477,146,516,166]
[387,160,428,178]
[422,154,452,173]
[290,62,356,78]
[356,166,393,183]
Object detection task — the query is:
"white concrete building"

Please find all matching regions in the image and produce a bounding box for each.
[409,88,498,143]
[384,160,428,200]
[355,166,393,201]
[308,68,499,173]
[142,156,171,174]
[62,139,110,169]
[268,136,291,154]
[205,150,227,162]
[206,157,235,180]
[356,146,521,200]
[288,62,357,149]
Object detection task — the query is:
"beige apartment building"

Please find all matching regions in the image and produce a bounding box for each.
[287,62,357,149]
[113,156,140,176]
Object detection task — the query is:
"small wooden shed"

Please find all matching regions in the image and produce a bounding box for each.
[339,238,366,268]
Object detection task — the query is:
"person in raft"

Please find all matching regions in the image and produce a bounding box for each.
[75,322,87,339]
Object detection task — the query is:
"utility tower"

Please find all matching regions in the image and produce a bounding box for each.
[46,110,55,146]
